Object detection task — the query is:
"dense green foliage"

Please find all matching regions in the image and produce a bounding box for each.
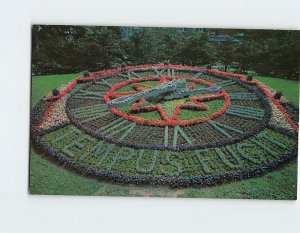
[52,88,60,96]
[82,70,90,77]
[32,26,300,79]
[274,91,283,100]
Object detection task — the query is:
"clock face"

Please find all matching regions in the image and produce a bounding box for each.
[104,76,229,126]
[31,65,298,186]
[66,69,270,151]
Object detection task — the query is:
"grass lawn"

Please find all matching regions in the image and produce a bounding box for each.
[255,76,299,105]
[31,73,80,106]
[29,74,298,199]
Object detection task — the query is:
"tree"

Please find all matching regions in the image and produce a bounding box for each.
[235,39,261,73]
[31,26,300,80]
[218,36,238,72]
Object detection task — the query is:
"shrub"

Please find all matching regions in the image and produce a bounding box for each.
[163,60,170,65]
[247,70,257,76]
[274,91,283,100]
[121,62,127,68]
[52,88,60,96]
[82,70,90,77]
[247,75,253,81]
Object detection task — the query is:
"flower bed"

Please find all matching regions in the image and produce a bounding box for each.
[30,64,299,187]
[103,76,230,126]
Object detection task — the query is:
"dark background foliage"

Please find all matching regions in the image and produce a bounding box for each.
[31,25,300,80]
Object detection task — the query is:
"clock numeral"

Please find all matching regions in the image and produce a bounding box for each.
[130,71,141,78]
[98,119,136,142]
[72,104,106,116]
[97,118,124,131]
[72,104,110,123]
[118,71,131,79]
[208,120,244,138]
[164,126,169,147]
[94,79,112,88]
[73,90,105,100]
[217,80,236,87]
[118,71,140,79]
[153,68,166,76]
[226,105,264,121]
[79,114,111,124]
[164,126,193,148]
[229,92,258,100]
[192,72,203,78]
[167,68,175,77]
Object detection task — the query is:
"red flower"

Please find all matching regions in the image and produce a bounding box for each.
[35,64,298,132]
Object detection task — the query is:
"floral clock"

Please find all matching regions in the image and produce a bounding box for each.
[31,64,298,186]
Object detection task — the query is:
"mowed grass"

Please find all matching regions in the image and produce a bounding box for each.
[31,73,80,106]
[29,74,298,199]
[255,76,299,105]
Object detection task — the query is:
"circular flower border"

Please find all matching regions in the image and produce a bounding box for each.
[104,76,230,126]
[64,66,273,151]
[30,64,298,187]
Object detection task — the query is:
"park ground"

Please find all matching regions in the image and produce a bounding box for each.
[29,73,299,199]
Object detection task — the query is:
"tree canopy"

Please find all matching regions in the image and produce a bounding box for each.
[32,25,300,80]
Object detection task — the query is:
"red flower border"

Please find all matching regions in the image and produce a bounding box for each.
[104,76,230,126]
[254,80,298,131]
[34,80,77,131]
[34,64,298,132]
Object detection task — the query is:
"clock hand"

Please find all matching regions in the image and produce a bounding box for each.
[162,86,222,100]
[107,79,222,109]
[107,79,187,109]
[145,86,222,103]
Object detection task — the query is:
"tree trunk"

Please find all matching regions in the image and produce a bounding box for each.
[224,63,228,72]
